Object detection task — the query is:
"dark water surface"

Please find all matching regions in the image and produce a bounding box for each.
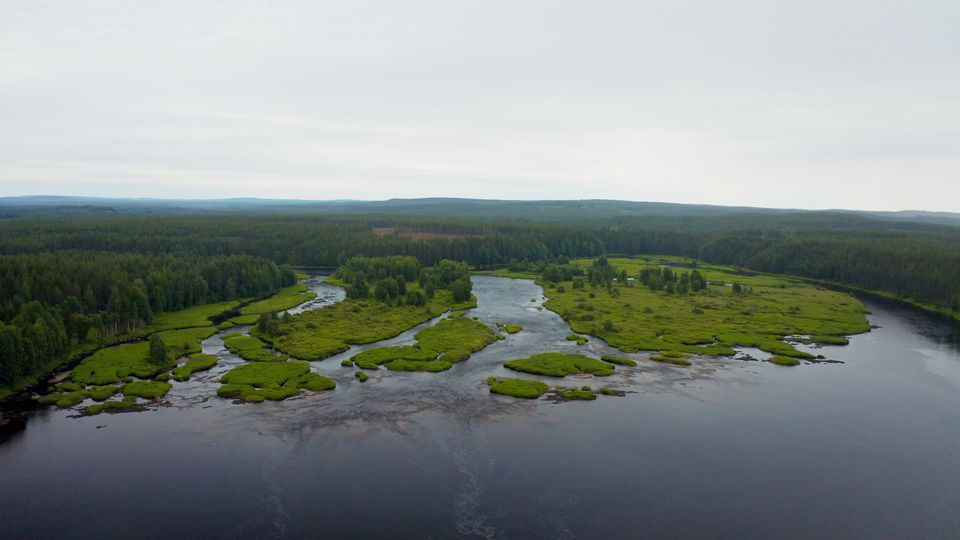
[1,276,959,538]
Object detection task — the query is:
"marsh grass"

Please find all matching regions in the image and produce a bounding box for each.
[237,282,317,318]
[540,257,869,361]
[121,380,171,399]
[350,318,499,372]
[560,388,597,400]
[504,352,614,377]
[600,355,637,367]
[171,353,218,381]
[217,361,334,402]
[768,355,802,366]
[223,334,284,362]
[71,343,168,385]
[488,378,550,399]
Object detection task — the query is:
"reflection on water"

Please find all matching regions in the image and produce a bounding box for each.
[1,276,960,538]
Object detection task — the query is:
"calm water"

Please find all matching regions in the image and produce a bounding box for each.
[1,275,959,539]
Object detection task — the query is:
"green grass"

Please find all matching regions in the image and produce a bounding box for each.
[566,334,588,345]
[768,355,802,366]
[351,346,438,369]
[121,380,171,399]
[237,282,317,317]
[537,257,870,360]
[497,322,523,334]
[386,359,453,372]
[87,385,119,401]
[488,378,550,399]
[38,389,90,408]
[600,355,637,367]
[649,354,693,366]
[71,343,170,385]
[171,353,219,381]
[351,318,500,372]
[217,361,334,402]
[295,372,337,391]
[85,396,139,415]
[355,370,368,382]
[253,287,475,361]
[504,353,615,377]
[795,335,850,345]
[220,361,309,386]
[341,359,354,367]
[156,326,220,359]
[145,300,245,333]
[560,389,597,400]
[438,349,471,363]
[414,318,499,358]
[223,334,284,362]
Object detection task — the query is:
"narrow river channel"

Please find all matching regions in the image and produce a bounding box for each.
[1,275,959,538]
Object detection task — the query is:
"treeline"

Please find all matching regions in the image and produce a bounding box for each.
[335,256,473,305]
[0,253,295,387]
[1,212,958,311]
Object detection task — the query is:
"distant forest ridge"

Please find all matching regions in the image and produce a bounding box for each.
[2,195,960,226]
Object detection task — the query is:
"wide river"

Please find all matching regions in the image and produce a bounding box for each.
[1,275,959,538]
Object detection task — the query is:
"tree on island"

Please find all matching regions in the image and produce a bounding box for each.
[148,334,168,365]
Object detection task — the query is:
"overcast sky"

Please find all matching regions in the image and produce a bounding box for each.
[1,1,957,211]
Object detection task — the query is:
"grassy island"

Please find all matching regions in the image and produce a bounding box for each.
[600,355,637,367]
[534,256,869,362]
[560,388,597,400]
[229,282,318,324]
[254,257,481,362]
[217,361,335,402]
[497,323,523,334]
[504,352,614,377]
[351,317,499,372]
[768,355,802,366]
[171,353,219,381]
[223,334,284,362]
[488,377,550,399]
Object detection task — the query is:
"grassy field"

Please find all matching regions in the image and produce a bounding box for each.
[488,377,550,399]
[351,318,500,372]
[560,388,597,400]
[156,326,221,358]
[504,353,615,377]
[229,282,318,324]
[121,380,171,398]
[171,353,219,381]
[70,343,164,385]
[255,287,477,361]
[539,257,870,363]
[223,334,284,362]
[218,361,335,402]
[600,355,637,366]
[145,300,245,333]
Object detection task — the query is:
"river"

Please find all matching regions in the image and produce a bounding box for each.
[1,275,959,538]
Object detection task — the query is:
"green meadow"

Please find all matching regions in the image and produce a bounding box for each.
[223,334,284,362]
[504,353,615,377]
[351,317,500,372]
[229,282,318,324]
[217,361,335,402]
[540,257,869,364]
[255,288,478,361]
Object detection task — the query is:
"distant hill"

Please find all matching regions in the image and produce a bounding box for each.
[1,195,958,227]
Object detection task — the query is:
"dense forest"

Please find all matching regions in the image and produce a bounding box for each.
[0,251,295,387]
[1,202,959,394]
[1,211,957,310]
